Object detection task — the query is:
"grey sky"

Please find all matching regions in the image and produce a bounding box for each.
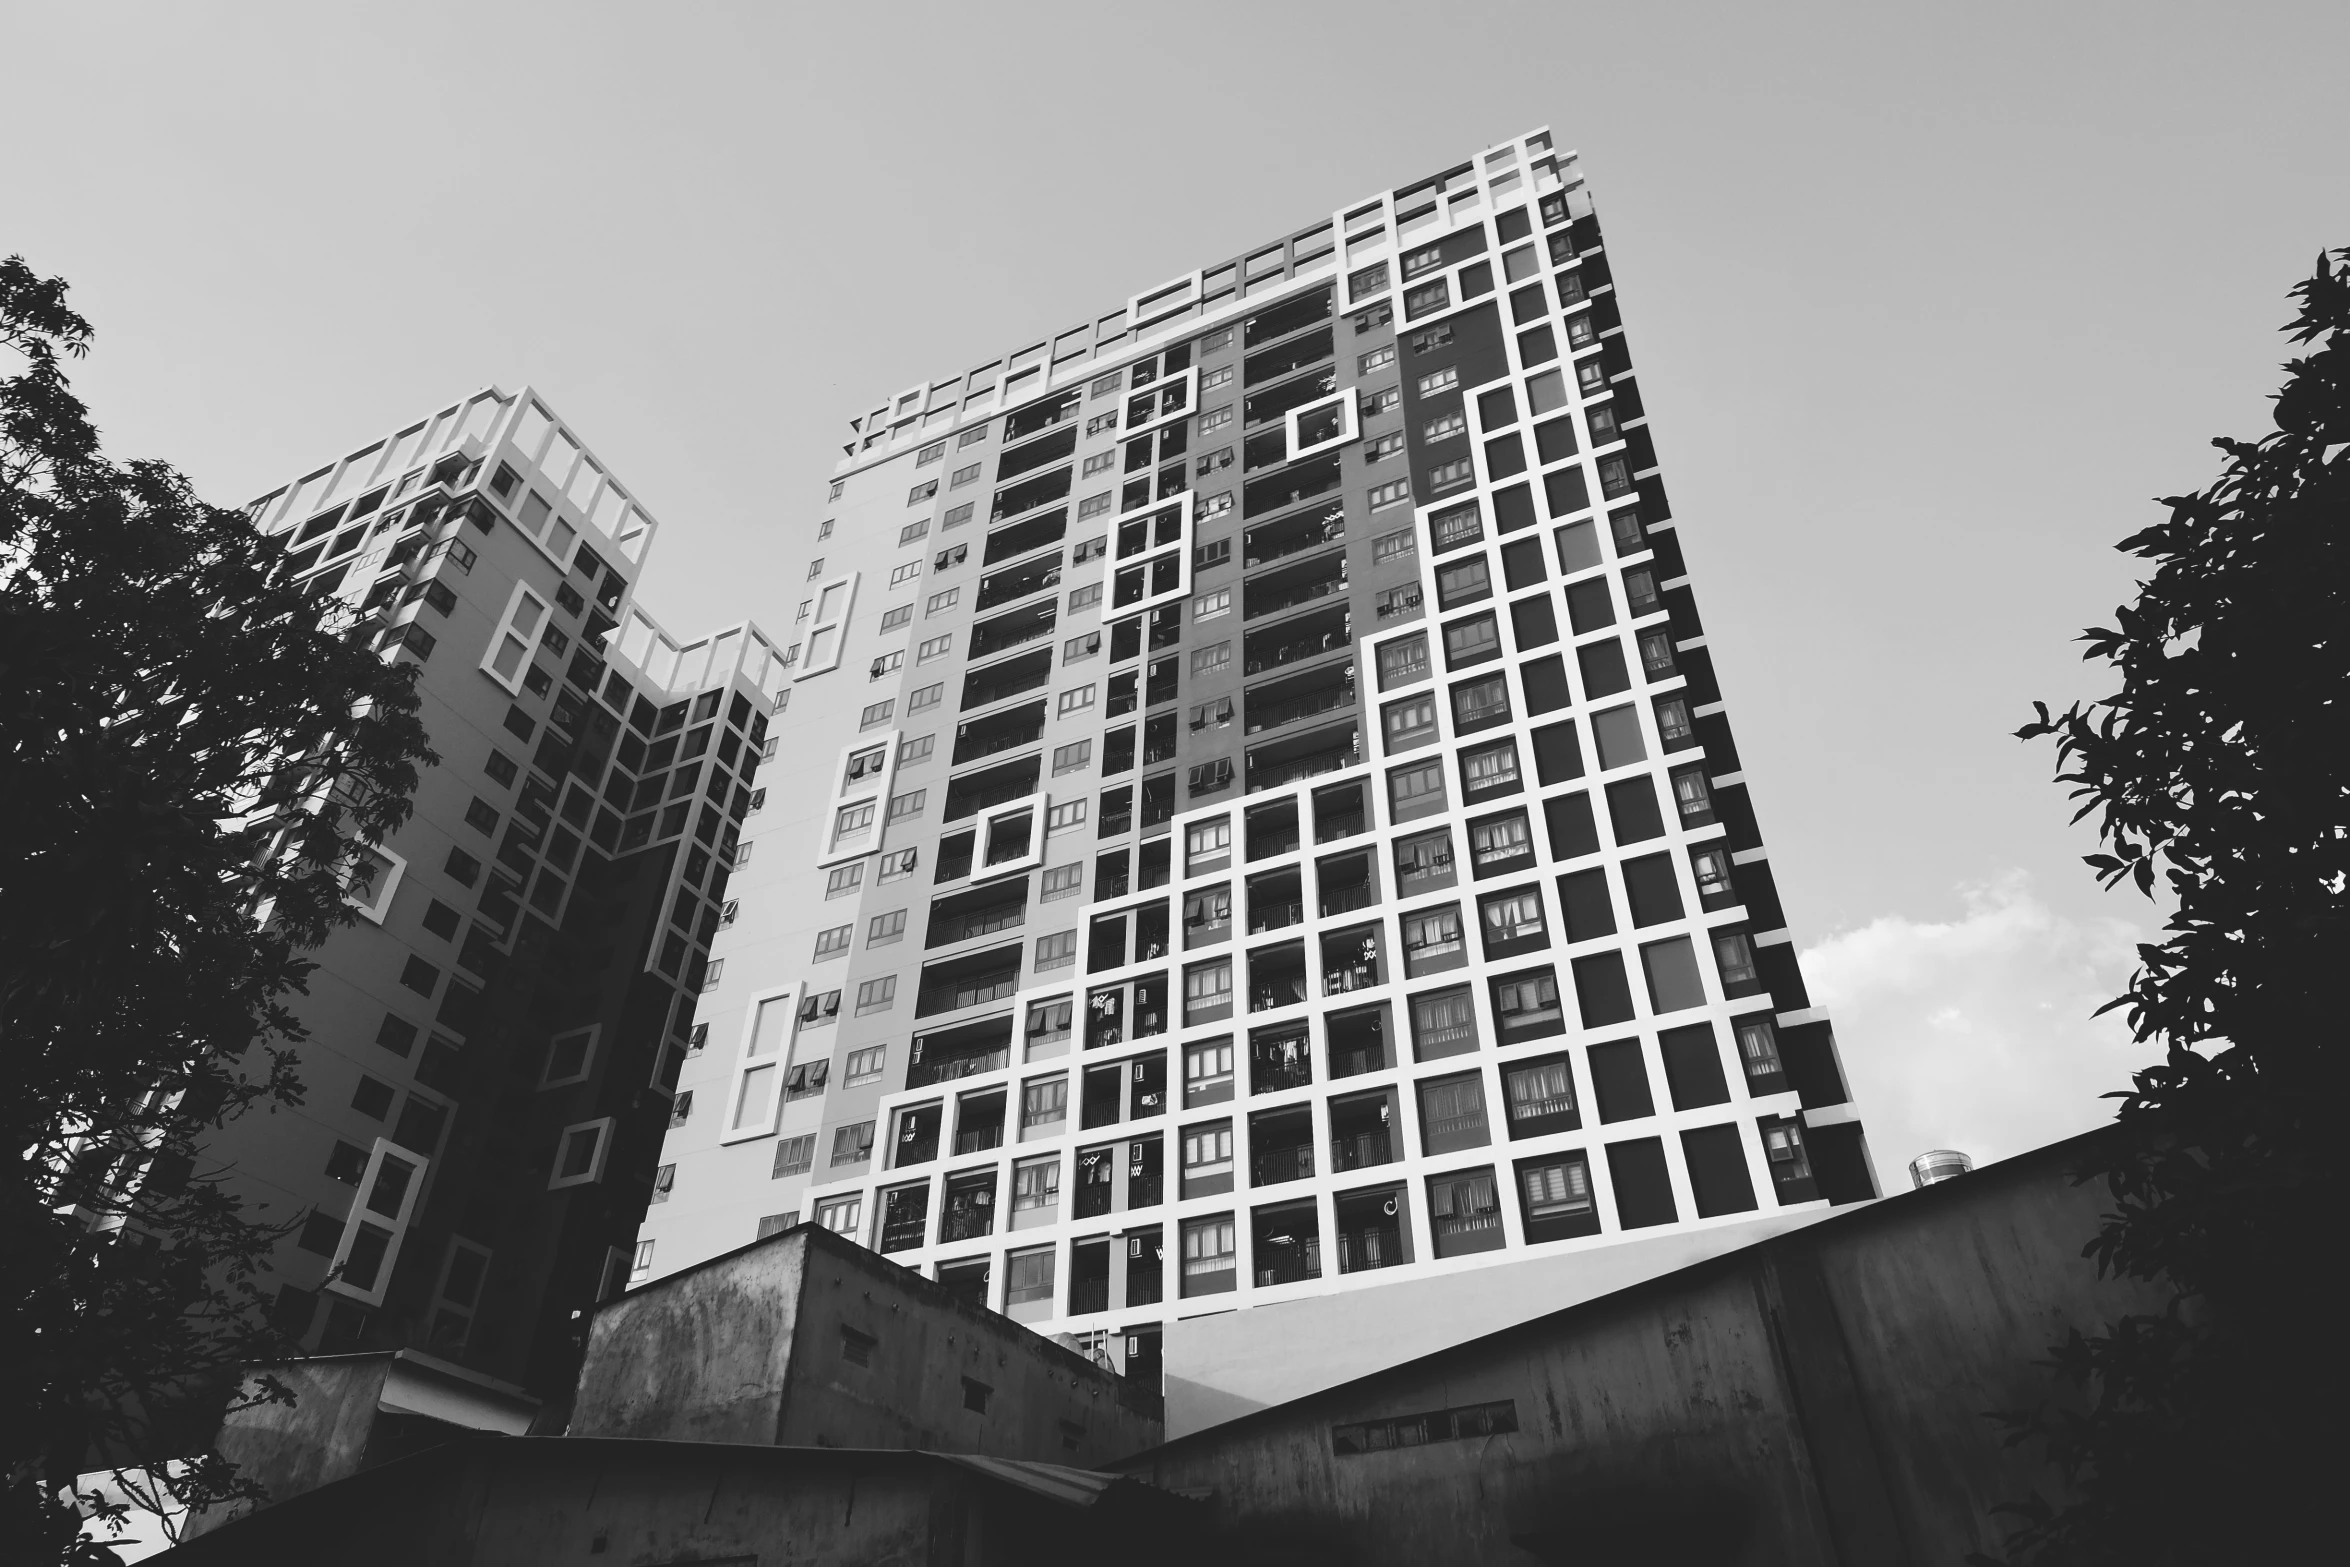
[9,0,2343,1185]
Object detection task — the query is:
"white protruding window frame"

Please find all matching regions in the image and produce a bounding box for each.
[970,790,1049,882]
[795,571,861,680]
[721,982,806,1146]
[1286,387,1361,462]
[819,729,901,868]
[324,1137,431,1308]
[481,581,554,695]
[548,1117,616,1190]
[539,1024,600,1089]
[343,843,407,924]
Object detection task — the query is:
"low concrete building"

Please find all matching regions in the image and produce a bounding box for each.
[572,1221,1162,1464]
[1114,1130,2162,1566]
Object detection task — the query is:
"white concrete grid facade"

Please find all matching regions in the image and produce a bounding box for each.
[638,128,1873,1372]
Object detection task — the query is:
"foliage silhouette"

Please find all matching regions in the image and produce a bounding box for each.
[1,257,434,1561]
[1993,248,2346,1564]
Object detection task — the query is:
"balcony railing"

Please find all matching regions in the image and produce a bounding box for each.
[909,1046,1010,1088]
[915,971,1022,1018]
[1244,615,1351,676]
[1068,1277,1110,1315]
[1250,899,1304,935]
[1246,679,1355,735]
[1322,961,1379,996]
[1330,1130,1394,1171]
[1246,565,1348,621]
[952,721,1044,767]
[953,1123,1004,1155]
[941,1204,995,1242]
[1336,1227,1404,1273]
[1243,506,1346,569]
[1248,738,1360,792]
[1253,1242,1322,1287]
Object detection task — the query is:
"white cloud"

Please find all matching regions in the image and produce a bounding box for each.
[1799,871,2150,1194]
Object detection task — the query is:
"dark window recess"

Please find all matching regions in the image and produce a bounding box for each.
[1571,950,1636,1029]
[1509,594,1558,651]
[1557,867,1615,942]
[1661,1023,1732,1110]
[1331,1400,1517,1457]
[1588,1038,1655,1122]
[1607,1137,1679,1229]
[1604,776,1667,845]
[1682,1123,1758,1217]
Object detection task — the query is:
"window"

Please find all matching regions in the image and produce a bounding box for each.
[1035,930,1077,971]
[830,1122,876,1167]
[898,735,935,766]
[860,701,894,729]
[835,802,877,844]
[1059,685,1097,716]
[1361,385,1401,417]
[1181,1215,1237,1295]
[808,559,826,580]
[944,502,974,529]
[1417,367,1461,397]
[1196,446,1234,476]
[1193,589,1232,621]
[814,924,852,958]
[1189,696,1234,731]
[1444,614,1502,666]
[1713,931,1761,992]
[898,522,928,546]
[1738,1018,1787,1087]
[1181,953,1237,1020]
[1348,260,1390,298]
[1199,491,1234,519]
[1182,1125,1233,1178]
[1384,693,1439,751]
[1201,365,1234,391]
[845,1046,886,1087]
[1372,529,1416,566]
[771,1135,814,1177]
[1506,1058,1577,1129]
[908,683,943,713]
[927,588,960,615]
[1480,889,1547,945]
[1354,302,1394,332]
[1364,432,1405,464]
[890,561,922,588]
[935,544,968,570]
[1194,538,1232,571]
[1185,1038,1235,1104]
[814,1193,861,1233]
[879,848,919,882]
[1358,346,1396,375]
[1083,451,1118,478]
[917,440,945,466]
[950,462,982,488]
[881,605,915,633]
[481,583,553,694]
[1005,1243,1054,1303]
[1422,411,1468,442]
[1408,324,1455,355]
[908,481,938,505]
[1013,1156,1061,1210]
[918,634,951,662]
[1462,740,1521,794]
[856,976,898,1015]
[1185,817,1232,869]
[826,865,865,898]
[1471,813,1533,867]
[1367,479,1411,511]
[1692,846,1736,906]
[1403,905,1465,963]
[1192,642,1232,677]
[1086,411,1119,437]
[1389,757,1446,818]
[1047,800,1088,832]
[1068,584,1103,612]
[1198,406,1233,435]
[1520,1154,1595,1224]
[1672,767,1717,826]
[869,909,907,945]
[888,790,926,821]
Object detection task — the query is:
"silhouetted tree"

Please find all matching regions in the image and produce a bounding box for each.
[1,258,434,1562]
[1997,249,2347,1564]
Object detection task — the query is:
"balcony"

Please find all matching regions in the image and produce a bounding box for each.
[997,424,1077,481]
[909,1017,1015,1088]
[1248,942,1308,1013]
[1313,781,1368,845]
[926,884,1028,948]
[1245,721,1360,794]
[1243,369,1338,429]
[1004,389,1081,442]
[1243,504,1345,571]
[1244,455,1342,521]
[968,601,1057,662]
[1246,800,1300,861]
[1247,868,1303,936]
[1243,286,1332,349]
[976,554,1063,612]
[915,946,1025,1018]
[1250,1025,1312,1094]
[1320,926,1382,996]
[943,756,1039,823]
[1243,604,1351,677]
[1245,666,1355,738]
[990,465,1073,524]
[1326,1007,1390,1079]
[941,1173,998,1241]
[1243,326,1334,388]
[959,647,1053,711]
[1318,855,1374,918]
[952,700,1047,767]
[982,507,1068,566]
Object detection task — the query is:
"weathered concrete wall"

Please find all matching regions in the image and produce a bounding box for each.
[571,1223,1160,1466]
[161,1439,1206,1567]
[1117,1133,2169,1567]
[1163,1206,1833,1436]
[197,1356,394,1527]
[569,1225,809,1443]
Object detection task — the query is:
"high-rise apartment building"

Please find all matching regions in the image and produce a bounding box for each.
[216,390,785,1398]
[639,130,1877,1384]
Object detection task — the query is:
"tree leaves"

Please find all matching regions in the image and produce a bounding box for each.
[1990,248,2348,1564]
[1,258,434,1560]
